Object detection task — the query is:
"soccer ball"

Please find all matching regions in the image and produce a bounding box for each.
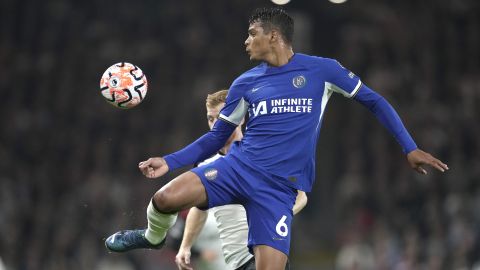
[99,62,148,109]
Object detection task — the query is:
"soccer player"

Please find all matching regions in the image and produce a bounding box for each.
[105,7,449,270]
[174,89,308,270]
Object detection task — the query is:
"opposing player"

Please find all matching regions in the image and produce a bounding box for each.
[174,90,308,270]
[105,7,448,270]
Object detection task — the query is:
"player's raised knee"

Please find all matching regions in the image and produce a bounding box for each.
[152,172,208,212]
[152,189,179,213]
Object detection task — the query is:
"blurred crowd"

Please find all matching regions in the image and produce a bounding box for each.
[0,0,479,269]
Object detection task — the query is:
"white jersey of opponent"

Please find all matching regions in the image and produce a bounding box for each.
[197,153,254,269]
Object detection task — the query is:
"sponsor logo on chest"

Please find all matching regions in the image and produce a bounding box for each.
[249,75,313,117]
[251,98,313,117]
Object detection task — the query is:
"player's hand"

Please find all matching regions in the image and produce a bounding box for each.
[407,149,449,175]
[138,157,169,179]
[175,247,193,270]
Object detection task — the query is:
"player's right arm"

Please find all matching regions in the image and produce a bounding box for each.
[139,78,249,179]
[138,115,234,178]
[175,207,208,270]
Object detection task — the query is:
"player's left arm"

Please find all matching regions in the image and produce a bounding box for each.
[292,191,308,215]
[353,85,448,174]
[323,58,448,174]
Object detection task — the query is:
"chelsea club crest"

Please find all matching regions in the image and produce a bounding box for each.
[292,75,306,88]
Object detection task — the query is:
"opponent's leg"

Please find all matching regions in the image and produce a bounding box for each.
[254,245,288,270]
[105,171,207,252]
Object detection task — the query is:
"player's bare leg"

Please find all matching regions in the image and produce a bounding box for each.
[151,171,208,213]
[105,172,207,252]
[253,245,289,270]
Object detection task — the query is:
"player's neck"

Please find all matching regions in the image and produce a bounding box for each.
[265,47,294,67]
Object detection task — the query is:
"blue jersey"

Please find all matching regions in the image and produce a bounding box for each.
[164,53,416,192]
[219,53,362,192]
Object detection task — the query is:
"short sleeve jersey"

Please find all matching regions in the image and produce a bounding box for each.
[219,53,362,192]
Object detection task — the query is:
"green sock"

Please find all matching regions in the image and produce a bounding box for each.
[144,200,177,245]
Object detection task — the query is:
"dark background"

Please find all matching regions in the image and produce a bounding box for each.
[1,0,479,269]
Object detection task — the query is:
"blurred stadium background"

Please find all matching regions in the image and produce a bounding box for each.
[1,0,480,269]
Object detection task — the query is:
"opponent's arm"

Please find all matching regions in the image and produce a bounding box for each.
[175,207,208,270]
[292,191,308,215]
[353,85,448,174]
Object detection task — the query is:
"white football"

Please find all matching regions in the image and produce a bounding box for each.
[100,62,148,109]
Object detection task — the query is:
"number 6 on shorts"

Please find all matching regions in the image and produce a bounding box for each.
[275,215,289,237]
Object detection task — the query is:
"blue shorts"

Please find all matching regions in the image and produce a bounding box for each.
[191,154,297,256]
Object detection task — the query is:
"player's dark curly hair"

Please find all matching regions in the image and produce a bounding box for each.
[249,7,294,45]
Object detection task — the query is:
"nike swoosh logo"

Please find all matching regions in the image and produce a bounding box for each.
[251,86,266,93]
[109,235,117,244]
[272,237,285,241]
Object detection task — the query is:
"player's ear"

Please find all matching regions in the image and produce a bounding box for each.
[270,30,279,43]
[270,30,278,42]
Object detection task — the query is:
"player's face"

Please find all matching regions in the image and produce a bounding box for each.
[245,22,272,61]
[206,103,225,130]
